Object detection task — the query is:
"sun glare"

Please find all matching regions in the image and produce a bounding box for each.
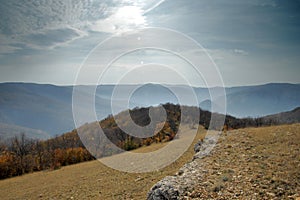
[116,6,146,26]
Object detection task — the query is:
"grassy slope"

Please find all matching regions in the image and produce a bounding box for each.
[0,124,299,199]
[189,123,300,199]
[0,126,206,200]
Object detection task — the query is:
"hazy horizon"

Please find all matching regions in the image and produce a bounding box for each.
[1,81,300,88]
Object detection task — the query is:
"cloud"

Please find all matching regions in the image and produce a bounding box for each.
[0,0,112,34]
[0,0,166,52]
[0,0,116,52]
[0,45,21,55]
[24,27,87,50]
[233,49,249,55]
[0,34,21,54]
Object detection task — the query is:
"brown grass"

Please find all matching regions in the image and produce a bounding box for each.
[1,124,299,199]
[190,123,300,199]
[0,126,206,200]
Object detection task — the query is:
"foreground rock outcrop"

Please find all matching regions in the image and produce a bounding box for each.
[147,138,215,199]
[148,124,300,199]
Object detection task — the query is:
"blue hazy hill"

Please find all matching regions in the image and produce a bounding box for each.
[0,82,299,138]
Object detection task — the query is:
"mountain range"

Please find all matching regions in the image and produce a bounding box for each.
[0,82,299,139]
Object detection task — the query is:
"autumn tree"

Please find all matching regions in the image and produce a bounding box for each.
[10,133,33,174]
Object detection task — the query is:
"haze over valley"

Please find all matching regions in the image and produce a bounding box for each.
[0,82,299,139]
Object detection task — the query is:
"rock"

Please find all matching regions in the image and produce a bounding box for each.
[177,169,184,176]
[266,192,276,197]
[135,176,143,182]
[212,183,223,192]
[194,140,203,153]
[147,178,179,200]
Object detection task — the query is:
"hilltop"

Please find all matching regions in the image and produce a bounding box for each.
[1,103,299,179]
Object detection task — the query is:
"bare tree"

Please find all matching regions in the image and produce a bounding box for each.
[0,136,7,152]
[34,140,45,170]
[10,133,32,174]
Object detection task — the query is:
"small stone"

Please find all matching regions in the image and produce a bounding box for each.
[222,176,229,182]
[194,140,203,153]
[135,177,143,182]
[177,169,184,176]
[267,192,276,197]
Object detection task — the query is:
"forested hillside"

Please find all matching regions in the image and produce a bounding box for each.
[0,103,299,179]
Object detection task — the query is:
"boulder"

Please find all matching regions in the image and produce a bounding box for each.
[147,177,179,200]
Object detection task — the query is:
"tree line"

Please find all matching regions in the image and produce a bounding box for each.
[0,131,94,179]
[0,103,281,180]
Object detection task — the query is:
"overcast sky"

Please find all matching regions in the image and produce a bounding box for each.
[0,0,299,87]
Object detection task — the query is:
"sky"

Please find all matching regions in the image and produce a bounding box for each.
[0,0,299,87]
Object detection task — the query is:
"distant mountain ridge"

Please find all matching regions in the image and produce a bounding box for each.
[224,83,300,117]
[0,82,299,138]
[0,123,49,141]
[262,107,300,124]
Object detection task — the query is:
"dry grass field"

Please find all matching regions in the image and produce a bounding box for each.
[0,124,299,199]
[187,123,300,199]
[0,126,206,200]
